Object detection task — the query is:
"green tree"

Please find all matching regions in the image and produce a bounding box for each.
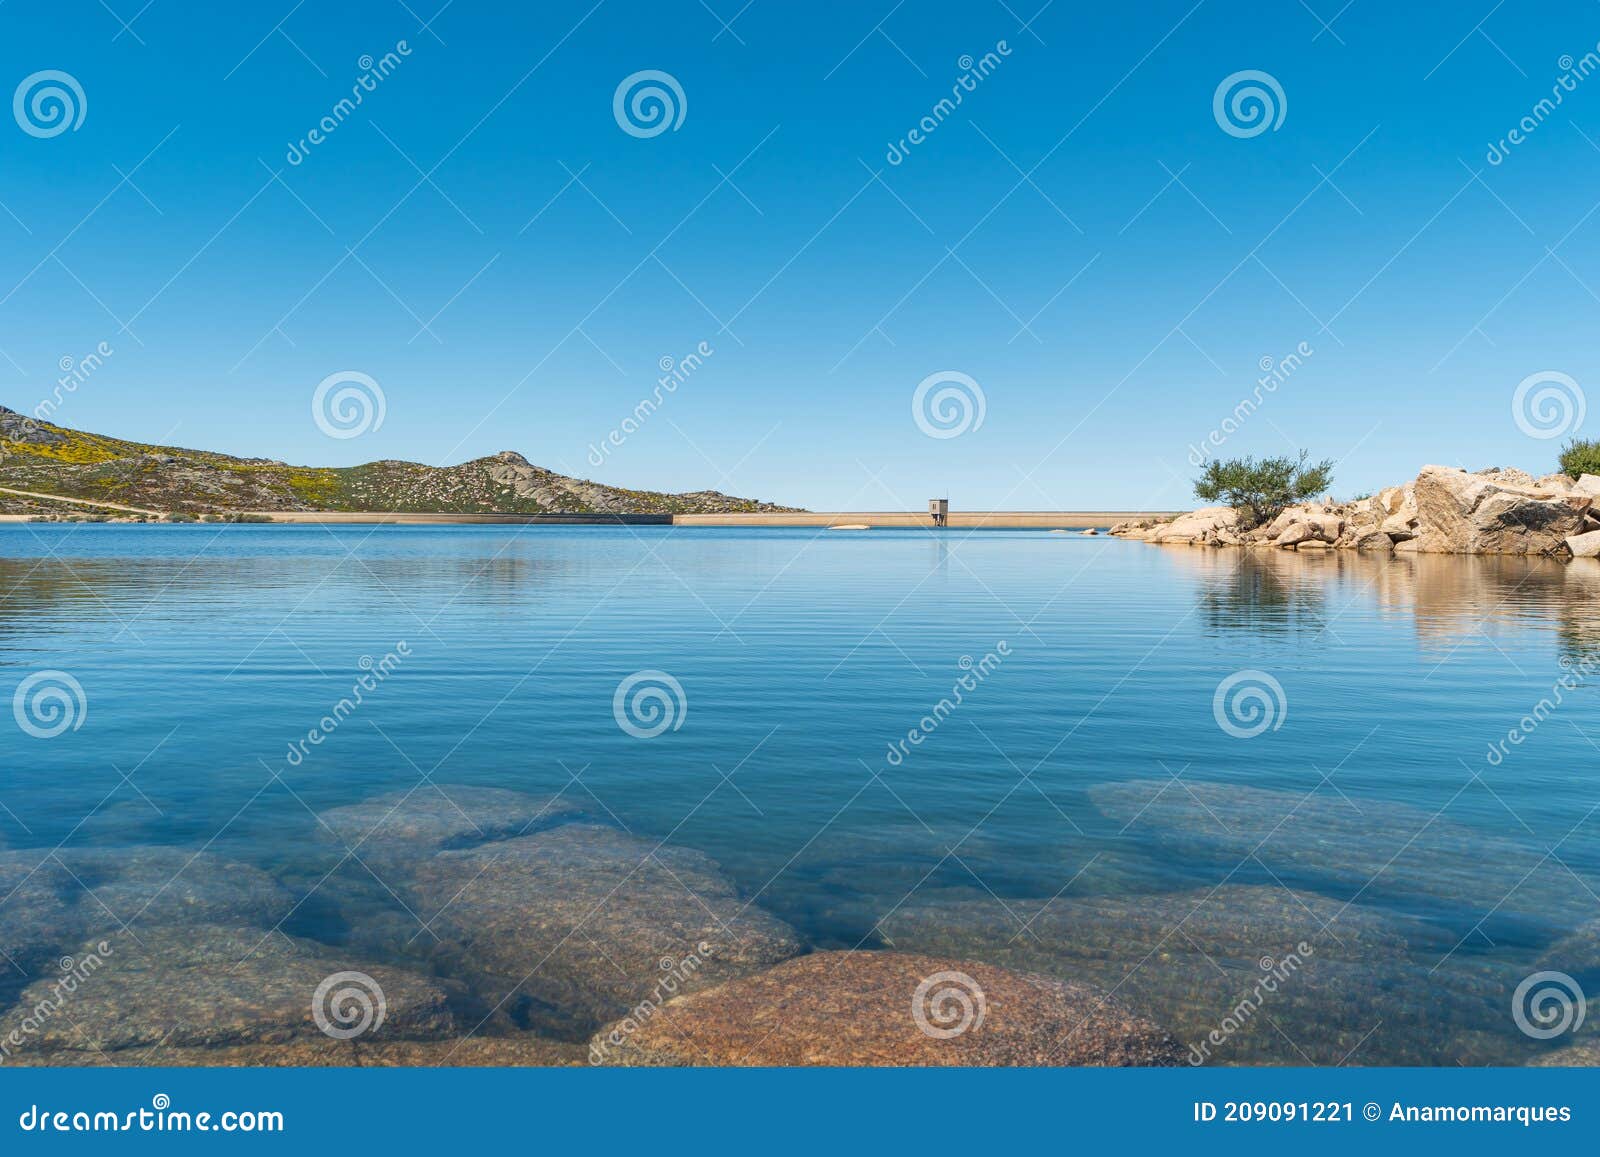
[1194,451,1335,530]
[1559,439,1600,480]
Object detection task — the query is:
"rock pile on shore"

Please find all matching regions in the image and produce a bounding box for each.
[1112,465,1600,557]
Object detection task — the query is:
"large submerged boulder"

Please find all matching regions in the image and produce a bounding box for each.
[408,823,803,1037]
[0,925,458,1056]
[53,846,295,931]
[318,785,585,855]
[589,950,1184,1066]
[1089,780,1586,936]
[876,886,1512,1065]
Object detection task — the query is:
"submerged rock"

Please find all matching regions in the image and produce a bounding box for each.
[877,886,1512,1064]
[54,847,294,932]
[0,925,457,1055]
[1526,1042,1600,1066]
[0,855,82,999]
[1089,780,1586,935]
[316,784,584,872]
[589,950,1184,1066]
[409,823,803,1037]
[1,1034,587,1067]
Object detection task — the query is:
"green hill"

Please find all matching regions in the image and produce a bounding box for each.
[0,406,798,517]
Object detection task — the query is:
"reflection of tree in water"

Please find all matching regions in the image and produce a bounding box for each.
[1193,551,1327,635]
[1180,546,1600,657]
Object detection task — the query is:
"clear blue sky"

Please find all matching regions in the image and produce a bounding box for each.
[2,0,1598,509]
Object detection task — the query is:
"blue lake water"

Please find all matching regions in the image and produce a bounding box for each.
[3,523,1599,1065]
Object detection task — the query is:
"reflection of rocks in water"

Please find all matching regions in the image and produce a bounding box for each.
[316,784,584,874]
[1090,781,1588,937]
[54,846,293,931]
[1177,547,1600,656]
[1555,560,1600,660]
[591,950,1184,1067]
[0,926,458,1055]
[878,886,1517,1065]
[2,1033,589,1067]
[410,823,803,1038]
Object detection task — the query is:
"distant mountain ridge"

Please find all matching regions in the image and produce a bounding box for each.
[0,405,799,516]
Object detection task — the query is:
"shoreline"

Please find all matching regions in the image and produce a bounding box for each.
[4,509,1182,528]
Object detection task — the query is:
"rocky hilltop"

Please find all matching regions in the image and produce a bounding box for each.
[1113,465,1600,558]
[0,406,798,517]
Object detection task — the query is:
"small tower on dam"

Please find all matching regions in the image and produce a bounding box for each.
[928,498,949,528]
